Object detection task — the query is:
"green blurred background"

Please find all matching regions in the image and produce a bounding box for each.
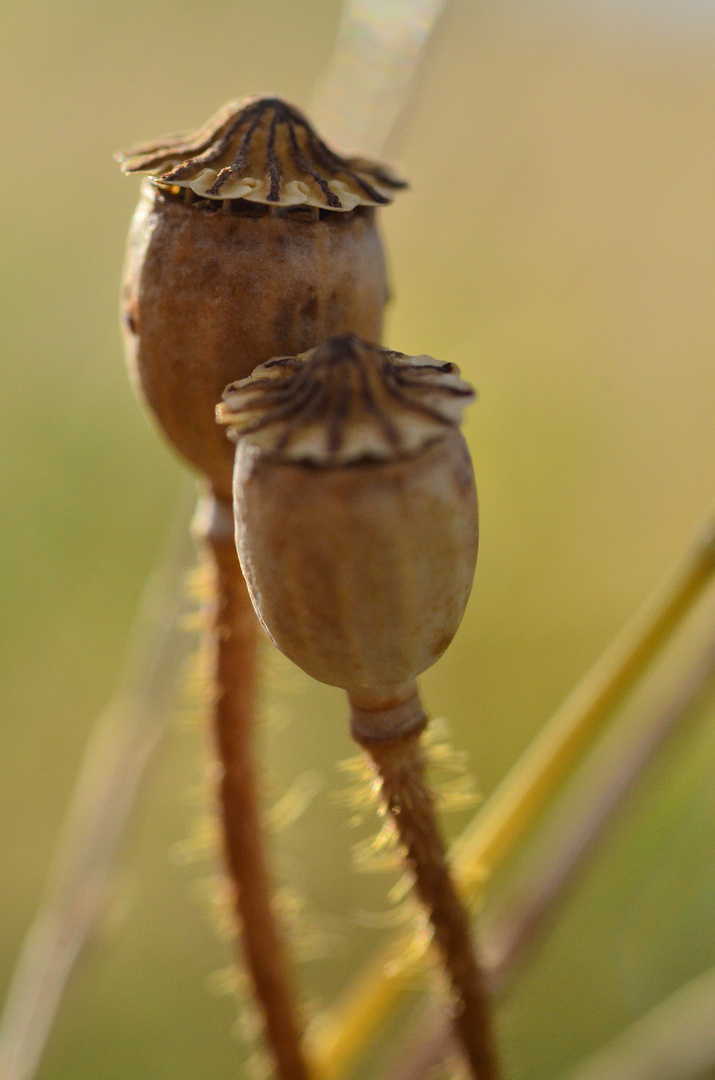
[1,0,714,1077]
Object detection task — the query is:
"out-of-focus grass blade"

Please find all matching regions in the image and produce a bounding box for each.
[564,965,715,1080]
[311,0,450,153]
[0,491,197,1080]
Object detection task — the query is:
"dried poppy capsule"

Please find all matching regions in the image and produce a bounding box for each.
[116,97,407,1080]
[117,96,405,501]
[219,335,502,1079]
[217,333,478,737]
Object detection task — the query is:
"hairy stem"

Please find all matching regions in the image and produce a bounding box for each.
[357,724,500,1080]
[198,495,309,1080]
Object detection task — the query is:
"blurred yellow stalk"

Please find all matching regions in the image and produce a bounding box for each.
[307,509,715,1080]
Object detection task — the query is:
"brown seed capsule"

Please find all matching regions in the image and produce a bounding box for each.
[218,334,478,739]
[220,336,503,1078]
[117,96,406,501]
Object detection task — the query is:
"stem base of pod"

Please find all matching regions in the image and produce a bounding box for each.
[349,685,427,743]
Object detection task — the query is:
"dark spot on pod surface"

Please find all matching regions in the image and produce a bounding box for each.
[301,291,319,320]
[453,436,477,497]
[123,298,139,336]
[430,633,456,661]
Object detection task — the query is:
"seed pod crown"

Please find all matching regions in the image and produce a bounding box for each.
[117,96,406,211]
[218,334,475,465]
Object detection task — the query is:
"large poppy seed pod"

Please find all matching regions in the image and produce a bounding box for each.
[217,334,478,741]
[117,96,406,501]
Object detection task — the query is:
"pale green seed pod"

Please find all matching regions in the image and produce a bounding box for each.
[218,334,478,740]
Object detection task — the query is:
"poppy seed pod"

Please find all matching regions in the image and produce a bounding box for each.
[218,334,479,741]
[117,96,405,501]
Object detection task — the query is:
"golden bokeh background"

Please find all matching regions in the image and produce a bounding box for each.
[1,1,714,1077]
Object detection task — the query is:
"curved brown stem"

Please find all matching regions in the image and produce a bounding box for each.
[354,705,501,1080]
[197,494,310,1080]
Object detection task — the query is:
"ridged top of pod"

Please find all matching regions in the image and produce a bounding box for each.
[217,334,475,465]
[116,96,407,211]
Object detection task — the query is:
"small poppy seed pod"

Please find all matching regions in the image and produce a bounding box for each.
[221,337,501,1077]
[117,96,405,501]
[218,334,478,741]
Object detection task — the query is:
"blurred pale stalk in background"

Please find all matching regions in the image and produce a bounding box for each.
[0,495,196,1080]
[311,0,448,152]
